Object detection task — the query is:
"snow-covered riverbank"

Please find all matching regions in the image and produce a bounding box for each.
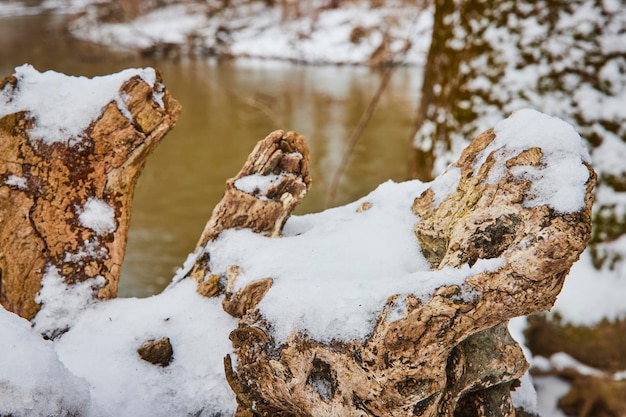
[78,1,432,65]
[1,0,433,65]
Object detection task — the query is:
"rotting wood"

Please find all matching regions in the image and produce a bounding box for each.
[0,67,597,415]
[0,70,180,322]
[181,130,311,301]
[225,126,596,416]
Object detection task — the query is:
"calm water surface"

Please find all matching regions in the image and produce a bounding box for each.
[0,13,423,297]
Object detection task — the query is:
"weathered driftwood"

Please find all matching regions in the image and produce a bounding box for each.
[222,127,595,416]
[183,130,311,300]
[408,1,626,414]
[0,65,596,416]
[0,70,180,321]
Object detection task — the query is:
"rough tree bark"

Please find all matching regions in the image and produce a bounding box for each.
[408,0,493,181]
[0,70,181,323]
[223,127,595,416]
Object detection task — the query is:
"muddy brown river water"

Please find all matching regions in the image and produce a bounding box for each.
[0,12,423,296]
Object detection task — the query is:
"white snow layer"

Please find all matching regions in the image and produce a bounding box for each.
[0,305,92,417]
[477,109,591,214]
[234,173,288,198]
[32,266,106,337]
[78,197,117,235]
[207,179,507,342]
[55,280,238,417]
[0,64,158,145]
[5,280,238,417]
[508,317,539,415]
[4,174,27,190]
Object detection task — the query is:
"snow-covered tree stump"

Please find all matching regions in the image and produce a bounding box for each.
[0,65,596,416]
[219,110,595,416]
[408,2,626,414]
[0,66,180,327]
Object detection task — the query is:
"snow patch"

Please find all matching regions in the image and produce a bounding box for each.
[170,250,202,285]
[385,294,408,323]
[32,266,105,337]
[79,198,116,235]
[511,373,539,415]
[0,65,158,145]
[63,237,109,263]
[0,306,93,417]
[533,352,604,377]
[55,280,238,416]
[5,174,27,190]
[475,109,591,214]
[551,248,626,325]
[234,173,286,199]
[429,166,461,208]
[534,376,570,417]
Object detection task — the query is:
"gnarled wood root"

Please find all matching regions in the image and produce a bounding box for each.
[225,127,595,416]
[183,130,311,300]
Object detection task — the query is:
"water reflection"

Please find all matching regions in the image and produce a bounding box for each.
[1,13,423,297]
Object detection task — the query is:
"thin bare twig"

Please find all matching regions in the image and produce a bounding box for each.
[324,5,429,207]
[324,64,396,207]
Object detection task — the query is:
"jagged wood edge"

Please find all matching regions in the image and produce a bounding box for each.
[0,71,181,324]
[226,128,596,416]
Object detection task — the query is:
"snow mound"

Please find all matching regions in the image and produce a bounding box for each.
[481,109,591,213]
[207,109,591,343]
[55,280,238,416]
[0,65,159,145]
[0,306,92,417]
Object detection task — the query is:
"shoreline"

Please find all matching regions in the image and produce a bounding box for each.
[2,0,433,67]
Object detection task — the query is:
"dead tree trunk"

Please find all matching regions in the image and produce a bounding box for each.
[223,122,595,416]
[0,67,180,324]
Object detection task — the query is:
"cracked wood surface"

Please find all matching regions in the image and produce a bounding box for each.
[0,70,180,322]
[184,130,311,299]
[224,126,595,416]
